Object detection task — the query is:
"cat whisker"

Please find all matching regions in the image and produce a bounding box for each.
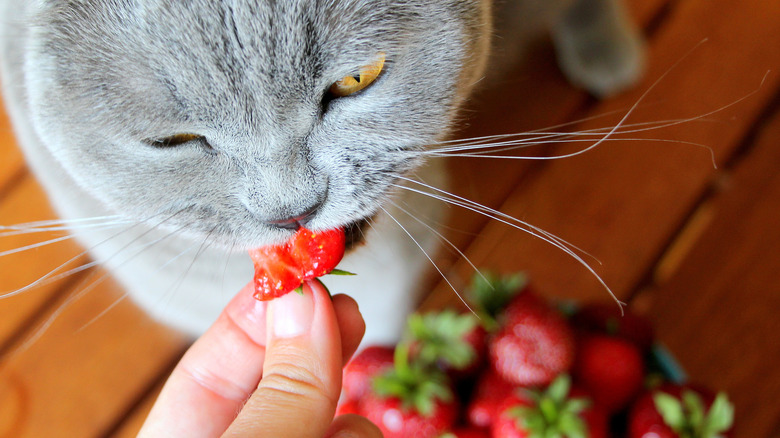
[386,198,489,286]
[0,210,183,299]
[8,220,192,358]
[0,215,130,237]
[425,137,715,164]
[390,177,625,310]
[157,224,220,312]
[0,220,133,257]
[394,176,600,264]
[77,225,210,333]
[378,205,479,317]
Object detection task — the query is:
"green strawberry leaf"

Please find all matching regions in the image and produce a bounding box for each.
[547,375,572,404]
[701,392,735,437]
[467,271,528,331]
[328,268,356,276]
[404,310,479,370]
[654,392,687,432]
[507,376,590,438]
[682,390,706,433]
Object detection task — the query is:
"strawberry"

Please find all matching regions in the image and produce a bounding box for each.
[361,343,458,438]
[488,290,575,386]
[466,368,517,428]
[249,227,346,300]
[405,310,485,378]
[362,394,458,438]
[491,375,609,438]
[571,302,655,352]
[342,345,395,400]
[573,333,645,412]
[628,384,734,438]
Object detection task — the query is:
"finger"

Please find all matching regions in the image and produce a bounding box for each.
[332,293,366,365]
[223,280,350,438]
[324,414,384,438]
[139,282,268,438]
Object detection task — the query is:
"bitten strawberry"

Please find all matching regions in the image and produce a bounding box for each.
[362,343,458,438]
[488,290,575,386]
[249,227,346,300]
[491,375,609,438]
[342,345,395,400]
[574,333,645,412]
[628,384,734,438]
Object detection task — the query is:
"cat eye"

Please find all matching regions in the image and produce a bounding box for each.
[148,133,204,148]
[329,53,386,97]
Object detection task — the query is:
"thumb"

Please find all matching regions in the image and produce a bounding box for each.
[222,280,343,437]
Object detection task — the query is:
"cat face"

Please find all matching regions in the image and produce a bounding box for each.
[25,0,490,249]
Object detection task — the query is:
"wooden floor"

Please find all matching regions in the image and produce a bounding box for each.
[1,0,779,436]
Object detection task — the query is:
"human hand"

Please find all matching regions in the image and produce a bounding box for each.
[139,280,382,437]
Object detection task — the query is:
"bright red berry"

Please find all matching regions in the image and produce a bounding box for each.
[342,346,395,400]
[466,368,517,428]
[361,390,458,438]
[574,333,645,412]
[249,227,345,300]
[488,291,574,386]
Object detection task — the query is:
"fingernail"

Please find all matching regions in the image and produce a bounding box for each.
[271,287,314,338]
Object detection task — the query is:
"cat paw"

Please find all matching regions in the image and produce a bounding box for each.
[552,0,646,97]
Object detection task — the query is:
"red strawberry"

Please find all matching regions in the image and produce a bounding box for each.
[571,302,655,352]
[573,333,645,412]
[488,291,574,386]
[628,384,734,438]
[405,310,485,378]
[342,345,395,400]
[362,393,458,438]
[361,343,458,438]
[491,375,609,438]
[466,368,516,428]
[249,227,346,300]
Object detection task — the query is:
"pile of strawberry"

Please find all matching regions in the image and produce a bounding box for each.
[339,273,735,437]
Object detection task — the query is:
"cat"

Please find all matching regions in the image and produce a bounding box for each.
[0,0,643,346]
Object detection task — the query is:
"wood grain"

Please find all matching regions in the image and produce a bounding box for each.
[0,275,188,438]
[648,104,780,438]
[424,0,780,309]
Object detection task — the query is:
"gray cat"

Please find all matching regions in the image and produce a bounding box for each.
[0,0,643,346]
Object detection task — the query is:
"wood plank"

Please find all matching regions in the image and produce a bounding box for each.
[647,104,780,438]
[0,275,188,438]
[423,0,780,309]
[0,175,87,347]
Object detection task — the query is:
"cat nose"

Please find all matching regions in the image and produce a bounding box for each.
[266,202,321,230]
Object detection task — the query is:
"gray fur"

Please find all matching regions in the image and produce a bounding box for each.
[0,0,641,344]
